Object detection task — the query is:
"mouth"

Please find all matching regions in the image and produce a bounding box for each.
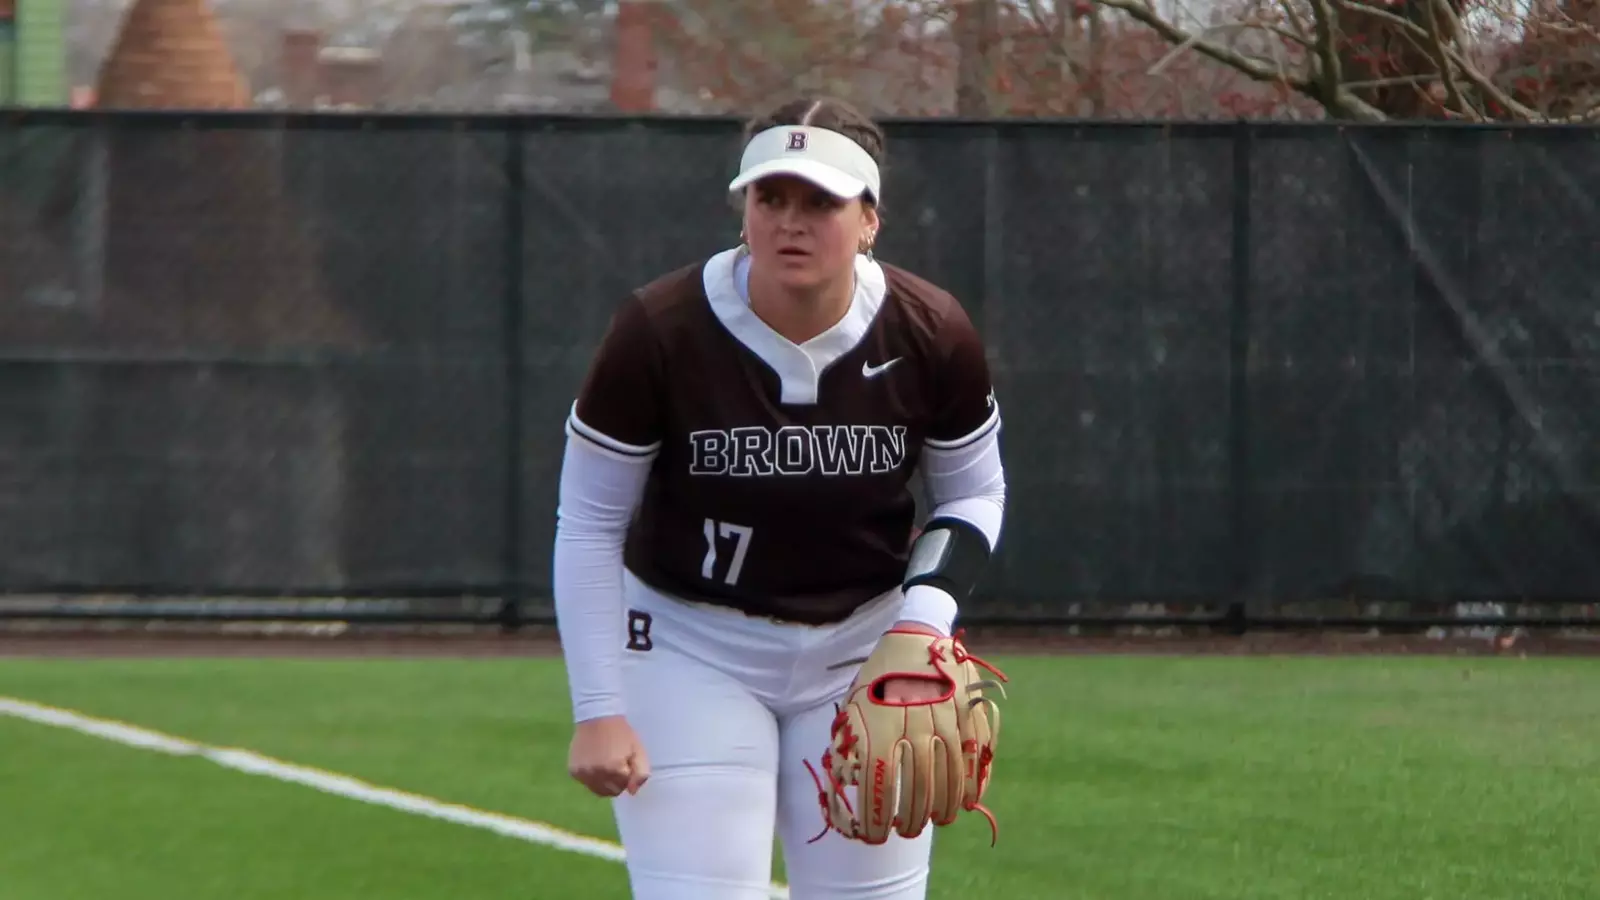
[777,246,810,259]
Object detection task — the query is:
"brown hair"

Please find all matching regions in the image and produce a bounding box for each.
[740,96,887,206]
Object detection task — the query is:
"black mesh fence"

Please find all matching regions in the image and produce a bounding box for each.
[2,111,1597,628]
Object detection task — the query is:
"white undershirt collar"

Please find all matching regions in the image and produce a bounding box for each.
[703,247,887,405]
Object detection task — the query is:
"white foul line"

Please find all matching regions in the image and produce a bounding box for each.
[0,695,790,899]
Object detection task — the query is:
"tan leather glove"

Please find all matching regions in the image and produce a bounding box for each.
[803,629,1009,846]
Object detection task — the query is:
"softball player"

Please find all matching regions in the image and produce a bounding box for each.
[552,95,1007,899]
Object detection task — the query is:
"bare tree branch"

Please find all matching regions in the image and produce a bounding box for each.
[1265,25,1316,48]
[1022,0,1056,31]
[1097,0,1305,86]
[1096,0,1391,119]
[1083,5,1108,115]
[1308,0,1345,106]
[1020,0,1106,115]
[1276,0,1313,42]
[1344,74,1441,89]
[1422,0,1471,117]
[1263,24,1302,92]
[1423,0,1544,120]
[1333,0,1543,119]
[1330,2,1430,39]
[1097,0,1594,122]
[1148,23,1236,75]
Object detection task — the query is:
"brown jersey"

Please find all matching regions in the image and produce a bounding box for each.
[569,247,998,625]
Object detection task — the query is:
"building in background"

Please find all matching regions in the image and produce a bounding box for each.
[0,0,68,105]
[272,28,385,109]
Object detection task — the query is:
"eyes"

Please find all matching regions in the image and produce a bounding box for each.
[754,185,845,213]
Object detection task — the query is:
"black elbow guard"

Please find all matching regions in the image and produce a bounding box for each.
[903,516,993,601]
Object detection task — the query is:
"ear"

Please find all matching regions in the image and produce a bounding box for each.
[861,201,880,233]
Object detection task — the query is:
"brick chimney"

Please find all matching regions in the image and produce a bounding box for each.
[280,28,321,107]
[610,0,658,112]
[94,0,250,108]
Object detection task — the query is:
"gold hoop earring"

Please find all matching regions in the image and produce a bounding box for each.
[859,232,877,255]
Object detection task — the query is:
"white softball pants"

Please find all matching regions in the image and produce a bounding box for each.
[610,571,933,900]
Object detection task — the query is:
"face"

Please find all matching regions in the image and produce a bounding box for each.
[742,175,879,293]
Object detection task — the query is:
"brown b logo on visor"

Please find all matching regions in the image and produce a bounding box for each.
[786,131,808,151]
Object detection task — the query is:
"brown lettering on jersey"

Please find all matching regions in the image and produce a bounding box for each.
[688,425,907,477]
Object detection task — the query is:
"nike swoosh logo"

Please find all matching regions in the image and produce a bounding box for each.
[862,358,902,378]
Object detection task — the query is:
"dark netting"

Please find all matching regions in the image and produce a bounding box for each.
[3,114,1598,625]
[283,127,510,354]
[0,124,91,333]
[1384,127,1600,604]
[0,364,503,591]
[1244,128,1424,609]
[973,125,1238,617]
[853,123,992,310]
[1246,126,1600,619]
[0,121,508,597]
[278,127,512,593]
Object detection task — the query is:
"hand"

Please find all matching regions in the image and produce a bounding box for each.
[567,715,650,798]
[879,620,953,704]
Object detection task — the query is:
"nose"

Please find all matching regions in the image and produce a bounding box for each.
[774,204,807,232]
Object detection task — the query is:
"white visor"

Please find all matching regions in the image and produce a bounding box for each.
[727,125,881,202]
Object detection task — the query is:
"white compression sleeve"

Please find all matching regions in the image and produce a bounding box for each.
[552,420,653,723]
[900,424,1007,635]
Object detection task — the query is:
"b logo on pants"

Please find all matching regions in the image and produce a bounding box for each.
[625,610,653,652]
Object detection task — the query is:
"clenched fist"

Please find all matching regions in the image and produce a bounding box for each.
[568,715,651,798]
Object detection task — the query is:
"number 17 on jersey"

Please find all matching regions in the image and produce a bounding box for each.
[701,518,753,586]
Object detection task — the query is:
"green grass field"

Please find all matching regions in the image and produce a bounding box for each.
[2,653,1598,900]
